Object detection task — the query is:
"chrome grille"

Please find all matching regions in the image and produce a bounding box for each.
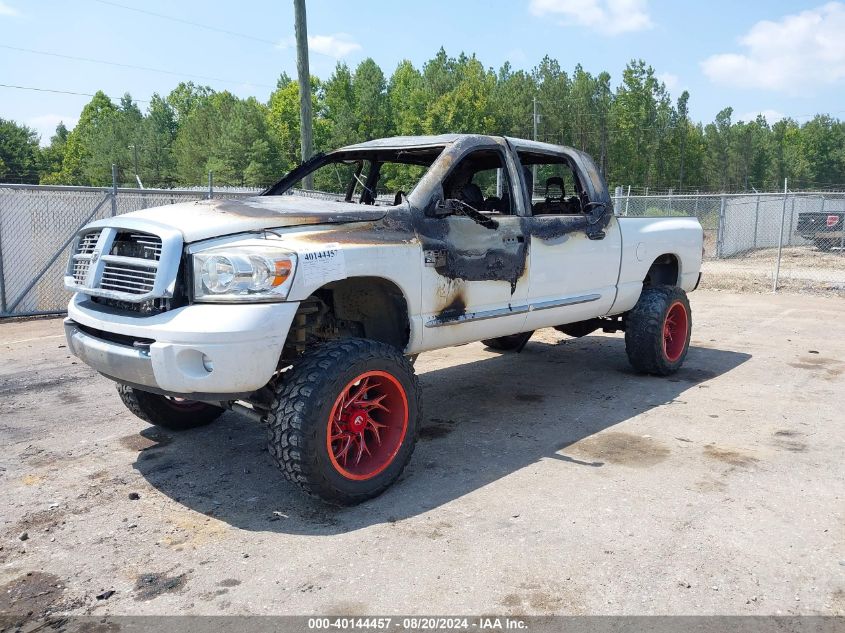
[66,227,176,304]
[77,231,101,255]
[72,259,91,284]
[110,231,162,261]
[100,262,157,294]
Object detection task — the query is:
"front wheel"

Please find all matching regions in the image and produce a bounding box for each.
[266,339,420,505]
[625,285,691,376]
[116,385,224,430]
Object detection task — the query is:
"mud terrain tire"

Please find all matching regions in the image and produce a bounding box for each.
[625,285,691,376]
[267,338,420,505]
[116,385,224,430]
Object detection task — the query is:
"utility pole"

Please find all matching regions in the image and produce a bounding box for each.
[532,96,539,197]
[294,0,313,190]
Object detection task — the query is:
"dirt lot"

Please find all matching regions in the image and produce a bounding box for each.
[702,247,845,297]
[1,291,844,617]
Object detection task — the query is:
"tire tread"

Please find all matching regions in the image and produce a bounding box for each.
[266,338,420,505]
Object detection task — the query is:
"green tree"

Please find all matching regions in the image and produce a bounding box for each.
[490,62,536,139]
[388,60,427,136]
[0,118,42,183]
[609,60,667,188]
[140,94,178,187]
[425,55,495,134]
[352,58,391,140]
[43,91,118,185]
[266,76,330,173]
[324,63,358,147]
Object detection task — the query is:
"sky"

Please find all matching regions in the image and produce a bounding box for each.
[1,0,844,145]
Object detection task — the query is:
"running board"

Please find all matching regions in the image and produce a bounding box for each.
[425,294,601,328]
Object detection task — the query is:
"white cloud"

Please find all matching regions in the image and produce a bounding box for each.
[657,72,679,92]
[529,0,653,36]
[738,109,785,124]
[277,33,361,58]
[308,34,361,58]
[701,2,845,93]
[0,1,20,16]
[27,115,77,147]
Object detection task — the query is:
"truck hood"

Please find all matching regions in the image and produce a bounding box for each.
[117,195,389,242]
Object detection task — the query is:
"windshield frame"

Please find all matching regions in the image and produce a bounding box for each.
[261,146,446,206]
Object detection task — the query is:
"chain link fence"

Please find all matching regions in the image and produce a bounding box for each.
[0,182,261,317]
[613,189,845,295]
[1,182,844,318]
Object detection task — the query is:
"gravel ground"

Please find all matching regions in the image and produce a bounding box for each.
[0,290,844,617]
[702,247,845,296]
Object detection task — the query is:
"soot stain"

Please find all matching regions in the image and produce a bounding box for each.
[219,578,241,588]
[703,445,758,468]
[0,572,65,618]
[134,573,187,601]
[419,418,457,441]
[568,432,669,467]
[119,429,173,452]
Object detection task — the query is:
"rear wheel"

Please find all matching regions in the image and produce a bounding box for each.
[266,338,420,505]
[481,331,534,352]
[625,285,691,376]
[116,385,224,431]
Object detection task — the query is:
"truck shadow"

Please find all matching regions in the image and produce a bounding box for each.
[132,335,750,535]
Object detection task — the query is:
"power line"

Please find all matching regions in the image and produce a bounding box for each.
[0,83,149,103]
[90,0,278,46]
[0,44,273,90]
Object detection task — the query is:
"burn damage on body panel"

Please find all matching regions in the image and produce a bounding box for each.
[196,197,387,225]
[436,293,467,320]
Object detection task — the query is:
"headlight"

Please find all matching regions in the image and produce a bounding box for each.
[192,246,297,302]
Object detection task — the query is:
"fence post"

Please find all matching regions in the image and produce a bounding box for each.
[208,171,214,200]
[716,195,726,258]
[624,185,630,216]
[752,194,761,248]
[836,195,845,252]
[110,163,118,217]
[773,178,788,293]
[0,205,6,315]
[788,195,797,247]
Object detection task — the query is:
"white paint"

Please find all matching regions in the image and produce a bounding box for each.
[68,295,297,393]
[298,242,346,286]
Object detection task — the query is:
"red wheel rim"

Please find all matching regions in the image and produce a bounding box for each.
[662,301,688,363]
[326,370,409,481]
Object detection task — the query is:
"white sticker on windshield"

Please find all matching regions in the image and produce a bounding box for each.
[299,243,346,286]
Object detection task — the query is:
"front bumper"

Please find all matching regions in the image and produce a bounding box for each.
[66,294,299,397]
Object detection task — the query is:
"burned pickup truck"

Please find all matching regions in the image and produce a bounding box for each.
[63,134,703,504]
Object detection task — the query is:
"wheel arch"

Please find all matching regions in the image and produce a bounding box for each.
[643,253,680,287]
[312,276,412,351]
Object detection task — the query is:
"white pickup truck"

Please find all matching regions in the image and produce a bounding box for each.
[63,134,703,504]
